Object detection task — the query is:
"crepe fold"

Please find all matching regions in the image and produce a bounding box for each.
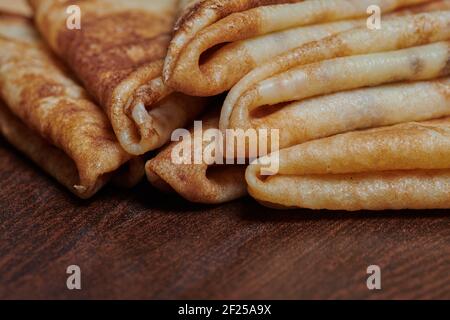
[220,11,450,152]
[30,0,207,156]
[164,0,436,96]
[0,16,139,199]
[247,117,450,211]
[145,112,247,204]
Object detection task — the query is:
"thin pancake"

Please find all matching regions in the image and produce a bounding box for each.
[0,16,136,198]
[30,0,207,155]
[247,117,450,211]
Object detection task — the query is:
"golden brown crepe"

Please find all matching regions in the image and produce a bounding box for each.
[30,0,207,155]
[0,0,32,17]
[220,11,450,153]
[247,117,450,211]
[146,112,247,204]
[164,0,435,96]
[0,15,138,198]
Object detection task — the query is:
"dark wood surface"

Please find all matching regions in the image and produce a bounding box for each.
[0,137,449,300]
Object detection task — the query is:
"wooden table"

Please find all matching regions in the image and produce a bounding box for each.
[0,138,449,300]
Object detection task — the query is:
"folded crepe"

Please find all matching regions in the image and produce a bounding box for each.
[146,111,247,204]
[164,0,436,96]
[30,0,207,155]
[220,11,450,153]
[0,15,140,199]
[247,117,450,211]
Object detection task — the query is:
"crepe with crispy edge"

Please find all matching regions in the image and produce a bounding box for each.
[220,11,450,152]
[30,0,207,155]
[146,112,247,204]
[0,16,138,198]
[164,0,435,96]
[247,117,450,211]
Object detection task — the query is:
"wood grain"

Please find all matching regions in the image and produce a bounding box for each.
[0,137,449,300]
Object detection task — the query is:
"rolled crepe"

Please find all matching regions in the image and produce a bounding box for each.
[30,0,207,155]
[164,0,434,96]
[236,78,450,151]
[220,11,450,151]
[0,16,137,199]
[146,112,247,204]
[247,117,450,211]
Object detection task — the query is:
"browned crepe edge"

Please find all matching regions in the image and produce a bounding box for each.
[0,100,108,198]
[145,112,247,204]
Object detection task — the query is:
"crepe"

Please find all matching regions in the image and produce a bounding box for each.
[220,11,450,153]
[234,78,450,151]
[246,117,450,211]
[30,0,207,155]
[164,0,436,96]
[0,15,138,198]
[145,112,247,204]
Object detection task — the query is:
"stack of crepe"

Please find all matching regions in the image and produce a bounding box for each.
[161,0,450,210]
[0,0,246,202]
[1,0,449,210]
